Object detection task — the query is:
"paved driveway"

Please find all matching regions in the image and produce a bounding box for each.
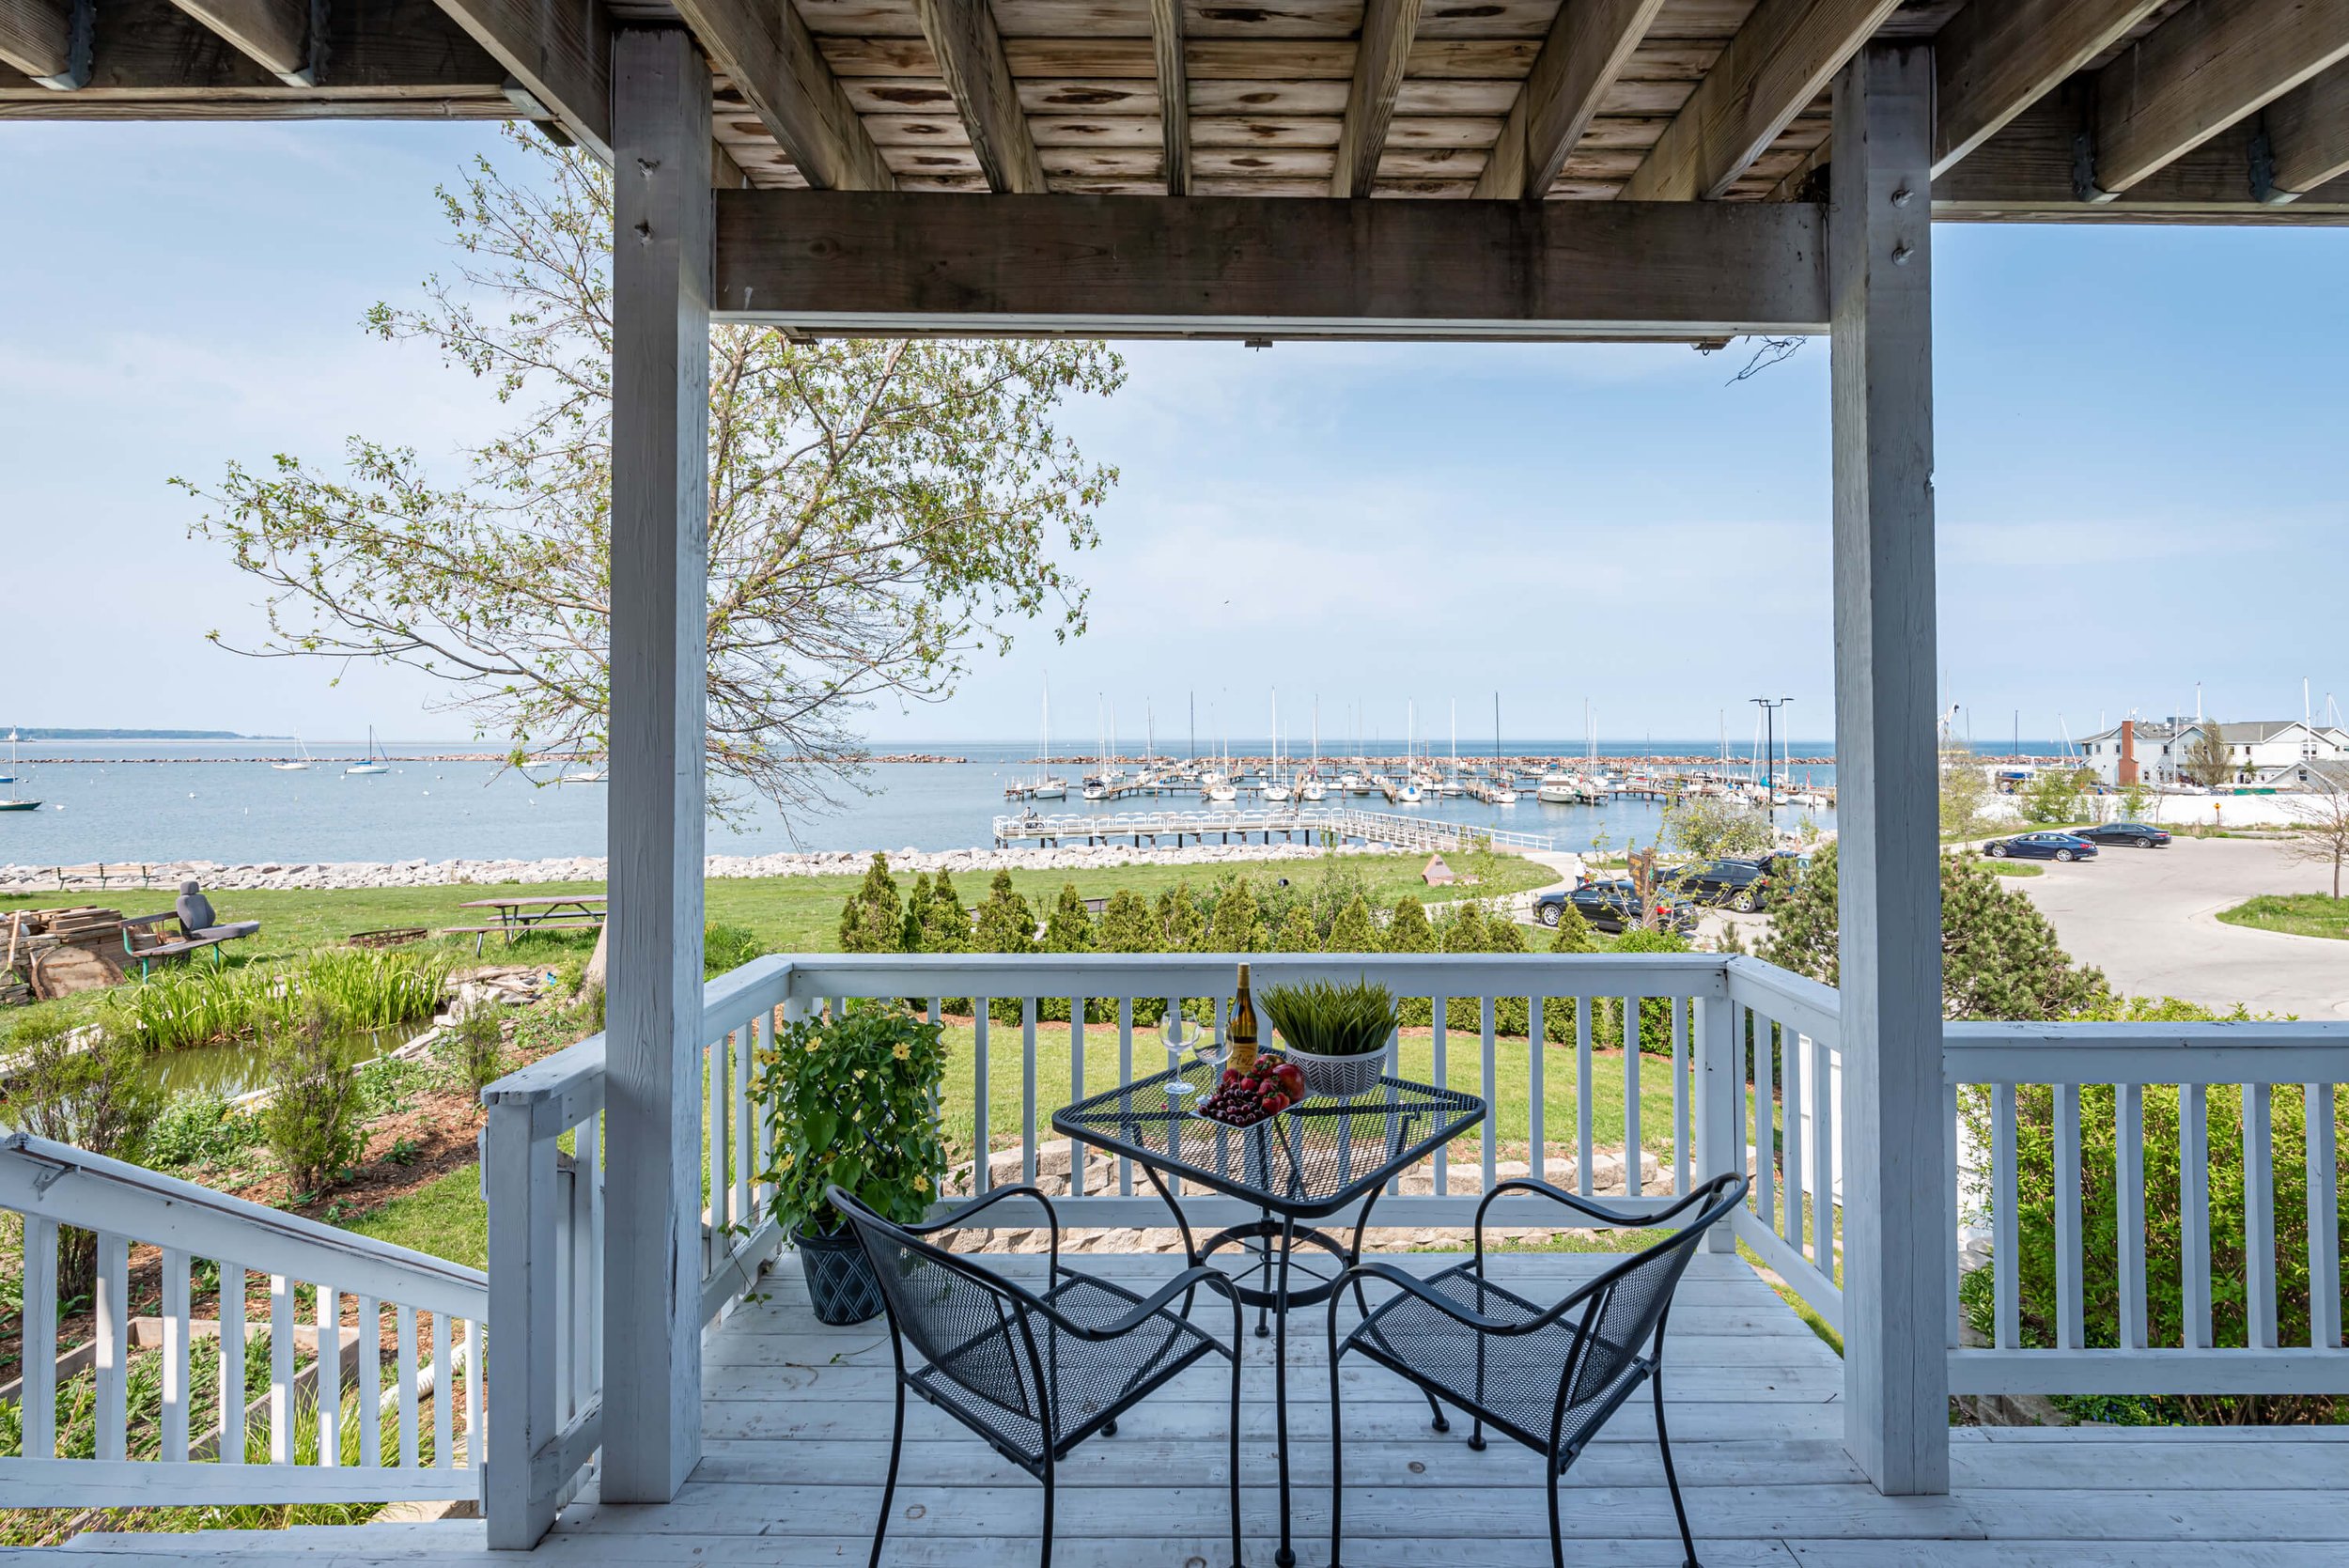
[2009,835,2349,1019]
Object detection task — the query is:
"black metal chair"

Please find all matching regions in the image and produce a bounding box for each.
[1325,1172,1751,1568]
[826,1183,1249,1568]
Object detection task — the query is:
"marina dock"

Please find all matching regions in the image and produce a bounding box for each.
[991,805,1554,853]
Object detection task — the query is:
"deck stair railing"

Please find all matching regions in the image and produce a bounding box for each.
[0,1131,486,1508]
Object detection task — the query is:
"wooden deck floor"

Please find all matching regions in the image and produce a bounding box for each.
[36,1250,2349,1567]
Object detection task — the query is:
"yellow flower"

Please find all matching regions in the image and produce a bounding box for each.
[757,1048,781,1066]
[892,1043,911,1061]
[804,1042,819,1053]
[914,1175,931,1194]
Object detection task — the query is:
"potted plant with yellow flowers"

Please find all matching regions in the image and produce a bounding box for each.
[754,1003,948,1325]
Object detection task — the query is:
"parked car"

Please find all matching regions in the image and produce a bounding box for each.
[1656,858,1775,912]
[1983,831,2099,862]
[1534,880,1698,935]
[2074,821,2171,848]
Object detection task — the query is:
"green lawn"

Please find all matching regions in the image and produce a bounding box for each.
[1982,861,2044,877]
[2217,893,2349,941]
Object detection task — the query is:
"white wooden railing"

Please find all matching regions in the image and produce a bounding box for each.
[1946,1021,2348,1393]
[0,1132,485,1506]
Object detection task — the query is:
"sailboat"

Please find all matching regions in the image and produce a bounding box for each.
[272,737,314,771]
[1436,700,1464,795]
[0,731,39,812]
[1489,694,1517,803]
[1300,699,1326,801]
[345,727,393,776]
[1029,678,1067,800]
[1263,691,1292,803]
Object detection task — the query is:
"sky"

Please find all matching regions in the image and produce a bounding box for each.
[4,120,2345,753]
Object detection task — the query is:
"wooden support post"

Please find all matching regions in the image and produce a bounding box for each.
[601,23,711,1507]
[1828,42,1949,1498]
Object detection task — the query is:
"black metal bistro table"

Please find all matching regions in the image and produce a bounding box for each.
[1052,1060,1486,1567]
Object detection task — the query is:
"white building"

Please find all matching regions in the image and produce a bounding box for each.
[2078,717,2349,788]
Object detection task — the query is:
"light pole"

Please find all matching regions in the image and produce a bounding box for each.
[1751,696,1793,826]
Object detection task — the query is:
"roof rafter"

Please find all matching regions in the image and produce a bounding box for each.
[1330,0,1423,197]
[2265,56,2349,197]
[0,0,86,86]
[1930,0,2165,177]
[1473,0,1665,200]
[671,0,893,190]
[910,0,1045,194]
[428,0,610,159]
[2091,0,2349,194]
[166,0,311,84]
[1623,0,1902,201]
[1148,0,1186,194]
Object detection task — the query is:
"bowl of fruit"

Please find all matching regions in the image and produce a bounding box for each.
[1195,1053,1307,1128]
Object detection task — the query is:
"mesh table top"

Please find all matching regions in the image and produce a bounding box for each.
[1051,1058,1486,1220]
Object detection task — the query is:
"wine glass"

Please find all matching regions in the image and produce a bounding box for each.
[1160,1014,1206,1101]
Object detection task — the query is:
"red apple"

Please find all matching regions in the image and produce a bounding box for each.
[1273,1063,1305,1096]
[1221,1068,1243,1087]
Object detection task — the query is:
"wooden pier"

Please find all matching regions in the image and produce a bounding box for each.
[991,806,1553,853]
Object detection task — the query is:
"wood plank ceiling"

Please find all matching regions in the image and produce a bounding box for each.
[5,0,2348,215]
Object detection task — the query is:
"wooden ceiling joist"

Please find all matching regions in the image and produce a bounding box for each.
[1473,0,1665,199]
[1148,0,1187,194]
[1622,0,1903,201]
[2264,57,2349,198]
[428,0,610,158]
[671,0,894,189]
[1930,0,2166,177]
[1330,0,1423,197]
[167,0,313,85]
[2090,0,2349,195]
[0,0,86,87]
[910,0,1046,193]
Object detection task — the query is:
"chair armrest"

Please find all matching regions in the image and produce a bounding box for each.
[1038,1265,1243,1343]
[901,1182,1063,1277]
[1472,1176,1727,1269]
[1328,1260,1570,1338]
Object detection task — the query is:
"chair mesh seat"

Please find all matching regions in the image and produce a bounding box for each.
[1350,1263,1652,1459]
[911,1271,1218,1464]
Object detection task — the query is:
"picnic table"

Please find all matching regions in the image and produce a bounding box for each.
[447,894,607,955]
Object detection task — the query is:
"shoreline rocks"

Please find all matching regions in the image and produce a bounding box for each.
[0,840,1385,894]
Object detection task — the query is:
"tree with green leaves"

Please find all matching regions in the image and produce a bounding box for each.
[1761,844,2109,1020]
[921,869,971,953]
[1662,795,1775,860]
[2022,767,2085,826]
[1157,883,1205,953]
[2185,722,2234,788]
[1438,903,1488,953]
[1272,904,1319,952]
[1094,888,1166,1025]
[1206,877,1266,953]
[1383,895,1437,1026]
[837,851,904,954]
[902,871,934,952]
[1940,740,1993,841]
[1325,893,1378,953]
[972,870,1037,1022]
[1038,883,1097,1021]
[183,129,1124,819]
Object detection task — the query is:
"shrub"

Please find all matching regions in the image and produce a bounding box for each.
[703,922,762,978]
[1039,884,1096,1021]
[1206,877,1266,953]
[1662,795,1774,859]
[146,1091,260,1175]
[1156,883,1205,953]
[4,1016,163,1297]
[256,1005,366,1197]
[1383,896,1436,1027]
[919,869,972,953]
[1325,893,1378,953]
[837,852,904,954]
[1095,889,1165,1026]
[754,1004,947,1239]
[440,1007,508,1096]
[972,871,1036,1022]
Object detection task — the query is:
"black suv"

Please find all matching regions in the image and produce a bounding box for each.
[1656,858,1775,913]
[1533,880,1698,935]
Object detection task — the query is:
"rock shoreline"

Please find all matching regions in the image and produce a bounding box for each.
[0,840,1387,893]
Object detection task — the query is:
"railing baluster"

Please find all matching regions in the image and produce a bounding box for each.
[1780,1031,1804,1251]
[2117,1083,2147,1350]
[1021,996,1039,1187]
[1480,995,1498,1197]
[1752,1008,1775,1231]
[357,1294,382,1468]
[397,1304,421,1467]
[1992,1082,2018,1349]
[313,1283,340,1467]
[161,1247,191,1462]
[1529,995,1547,1184]
[21,1215,56,1461]
[737,1013,756,1231]
[2181,1082,2212,1350]
[2310,1083,2341,1354]
[1623,995,1641,1199]
[270,1274,295,1465]
[1070,997,1086,1197]
[1576,1001,1595,1197]
[2054,1083,2082,1351]
[1386,1021,1403,1197]
[2244,1081,2277,1350]
[1812,1036,1834,1271]
[1944,1079,1962,1346]
[973,1002,991,1196]
[583,1114,604,1397]
[1672,999,1690,1195]
[220,1265,246,1463]
[433,1312,455,1468]
[465,1316,485,1469]
[708,1031,729,1268]
[96,1234,128,1462]
[1118,998,1134,1197]
[1432,994,1449,1196]
[553,1161,573,1417]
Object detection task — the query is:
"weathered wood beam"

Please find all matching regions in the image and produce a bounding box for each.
[167,0,311,85]
[1330,0,1423,197]
[1474,0,1666,200]
[2264,56,2349,198]
[1930,0,2165,177]
[910,0,1045,194]
[0,0,87,86]
[670,0,892,190]
[2091,0,2349,194]
[428,0,610,159]
[712,191,1828,338]
[1933,79,2349,219]
[1148,0,1187,194]
[1625,0,1902,201]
